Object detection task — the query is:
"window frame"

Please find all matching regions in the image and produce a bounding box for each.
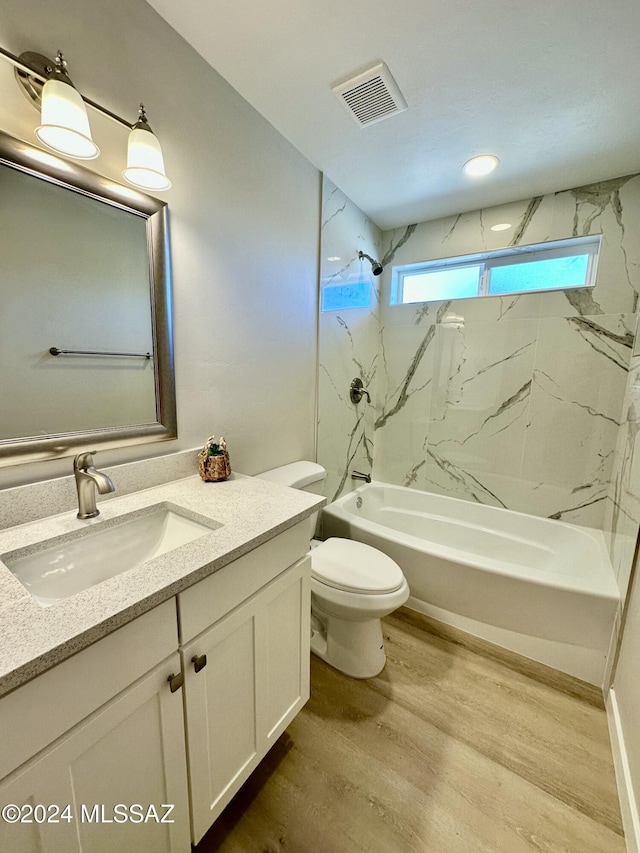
[391,235,602,305]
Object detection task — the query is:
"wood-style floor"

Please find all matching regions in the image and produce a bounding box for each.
[195,608,625,853]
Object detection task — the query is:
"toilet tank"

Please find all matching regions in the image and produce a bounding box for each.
[255,462,326,538]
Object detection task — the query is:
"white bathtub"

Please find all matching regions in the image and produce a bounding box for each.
[322,483,620,684]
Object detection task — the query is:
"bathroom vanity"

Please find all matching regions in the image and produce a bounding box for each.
[0,471,324,851]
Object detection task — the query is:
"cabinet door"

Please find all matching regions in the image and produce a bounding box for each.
[183,557,310,844]
[261,556,310,749]
[182,595,260,843]
[0,654,190,853]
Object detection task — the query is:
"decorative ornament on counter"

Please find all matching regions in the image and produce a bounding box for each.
[198,435,232,482]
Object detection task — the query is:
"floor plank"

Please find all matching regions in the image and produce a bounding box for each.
[195,608,625,853]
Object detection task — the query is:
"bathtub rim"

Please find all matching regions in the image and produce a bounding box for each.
[323,481,620,603]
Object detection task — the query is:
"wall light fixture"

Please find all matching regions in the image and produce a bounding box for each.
[123,105,171,191]
[35,51,99,160]
[1,46,171,192]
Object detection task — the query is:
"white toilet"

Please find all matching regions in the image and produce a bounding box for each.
[256,461,409,678]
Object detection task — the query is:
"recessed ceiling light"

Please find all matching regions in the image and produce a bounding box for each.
[463,154,499,177]
[490,223,512,232]
[327,256,342,261]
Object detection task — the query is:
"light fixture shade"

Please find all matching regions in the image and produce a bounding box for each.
[123,125,171,192]
[35,78,99,160]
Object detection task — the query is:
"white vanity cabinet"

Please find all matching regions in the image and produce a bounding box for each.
[0,518,311,851]
[0,601,191,853]
[178,522,310,843]
[0,657,190,853]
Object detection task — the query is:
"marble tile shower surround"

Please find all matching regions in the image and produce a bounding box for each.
[604,342,640,598]
[317,177,382,503]
[374,175,640,533]
[317,173,640,596]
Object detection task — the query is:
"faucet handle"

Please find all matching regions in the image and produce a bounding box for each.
[350,378,371,404]
[74,450,97,470]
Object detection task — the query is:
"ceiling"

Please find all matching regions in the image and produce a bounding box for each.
[146,0,640,231]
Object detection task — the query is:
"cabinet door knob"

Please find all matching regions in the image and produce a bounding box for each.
[192,653,207,673]
[167,672,184,693]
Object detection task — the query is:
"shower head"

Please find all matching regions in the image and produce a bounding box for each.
[358,250,384,276]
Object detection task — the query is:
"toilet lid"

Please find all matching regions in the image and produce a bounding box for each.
[311,538,405,594]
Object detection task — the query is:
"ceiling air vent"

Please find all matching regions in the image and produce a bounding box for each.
[332,62,408,127]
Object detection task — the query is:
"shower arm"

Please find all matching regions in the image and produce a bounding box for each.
[357,250,384,276]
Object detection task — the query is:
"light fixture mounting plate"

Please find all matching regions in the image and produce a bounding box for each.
[15,52,54,110]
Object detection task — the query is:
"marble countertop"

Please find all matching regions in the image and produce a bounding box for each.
[0,473,324,698]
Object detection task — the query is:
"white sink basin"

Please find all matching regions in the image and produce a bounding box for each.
[3,502,222,606]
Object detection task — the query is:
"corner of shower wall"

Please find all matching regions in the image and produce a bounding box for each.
[317,175,382,504]
[604,342,640,600]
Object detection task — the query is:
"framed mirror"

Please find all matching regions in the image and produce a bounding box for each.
[0,129,176,466]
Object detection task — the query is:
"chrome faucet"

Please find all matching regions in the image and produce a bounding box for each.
[74,451,116,519]
[351,470,372,484]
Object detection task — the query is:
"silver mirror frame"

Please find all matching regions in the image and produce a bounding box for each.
[0,129,177,467]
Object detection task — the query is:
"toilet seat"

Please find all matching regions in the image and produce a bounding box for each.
[311,537,404,595]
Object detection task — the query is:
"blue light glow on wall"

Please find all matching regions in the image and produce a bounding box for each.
[321,281,372,311]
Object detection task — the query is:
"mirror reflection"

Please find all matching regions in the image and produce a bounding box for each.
[0,130,176,465]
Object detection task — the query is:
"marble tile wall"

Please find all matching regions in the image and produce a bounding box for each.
[604,325,640,598]
[317,177,382,502]
[317,172,640,597]
[374,175,640,536]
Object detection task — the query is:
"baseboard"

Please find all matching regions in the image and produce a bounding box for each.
[607,688,640,852]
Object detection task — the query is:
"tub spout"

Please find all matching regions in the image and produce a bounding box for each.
[351,470,371,484]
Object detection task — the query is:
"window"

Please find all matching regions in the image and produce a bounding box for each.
[391,236,601,305]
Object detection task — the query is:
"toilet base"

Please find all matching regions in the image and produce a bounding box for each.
[311,608,386,678]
